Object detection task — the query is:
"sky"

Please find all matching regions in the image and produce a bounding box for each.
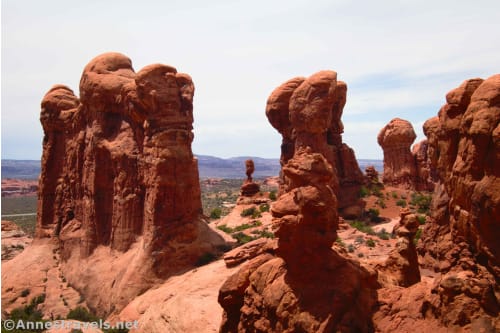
[2,0,499,160]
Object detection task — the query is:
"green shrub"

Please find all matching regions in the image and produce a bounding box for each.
[367,208,381,222]
[417,215,426,225]
[347,244,355,253]
[209,208,222,219]
[376,198,387,209]
[372,186,383,198]
[359,186,370,198]
[7,295,48,333]
[31,294,46,305]
[414,228,423,245]
[269,191,277,201]
[241,207,262,219]
[259,203,270,212]
[358,253,364,258]
[396,199,407,207]
[20,289,30,297]
[410,192,432,214]
[355,235,365,244]
[350,221,375,235]
[233,223,252,232]
[195,252,217,266]
[67,306,99,322]
[376,229,390,240]
[233,232,255,245]
[366,239,376,247]
[217,225,233,234]
[391,192,398,199]
[335,238,345,248]
[253,220,263,227]
[259,230,275,239]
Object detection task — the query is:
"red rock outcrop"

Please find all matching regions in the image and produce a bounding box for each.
[416,75,500,328]
[377,209,420,287]
[34,52,224,314]
[412,139,436,191]
[377,118,418,189]
[378,119,436,191]
[240,159,260,197]
[266,71,365,218]
[219,72,380,332]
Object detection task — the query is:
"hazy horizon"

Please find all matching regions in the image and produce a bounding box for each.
[2,0,499,160]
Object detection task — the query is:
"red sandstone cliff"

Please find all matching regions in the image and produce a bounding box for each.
[29,52,225,314]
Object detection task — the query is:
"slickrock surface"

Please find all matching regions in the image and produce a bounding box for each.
[265,71,365,218]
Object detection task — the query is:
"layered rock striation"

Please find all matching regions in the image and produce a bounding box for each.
[265,71,365,217]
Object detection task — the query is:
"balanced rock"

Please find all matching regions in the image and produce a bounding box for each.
[240,159,260,197]
[266,71,365,217]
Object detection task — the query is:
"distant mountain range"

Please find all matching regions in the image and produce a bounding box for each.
[1,157,383,180]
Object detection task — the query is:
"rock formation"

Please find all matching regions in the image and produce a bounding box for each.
[219,72,380,332]
[377,209,420,287]
[364,165,383,191]
[34,52,224,314]
[412,139,436,191]
[417,75,500,327]
[240,159,260,197]
[378,118,436,191]
[377,118,418,189]
[265,71,365,218]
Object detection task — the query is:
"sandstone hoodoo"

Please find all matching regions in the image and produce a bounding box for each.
[378,118,436,191]
[377,118,418,189]
[265,70,365,218]
[240,159,260,197]
[377,208,420,287]
[6,52,225,316]
[219,72,379,332]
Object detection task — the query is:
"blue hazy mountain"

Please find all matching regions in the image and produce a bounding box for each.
[2,157,383,180]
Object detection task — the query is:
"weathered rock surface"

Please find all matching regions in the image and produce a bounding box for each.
[265,71,365,217]
[415,75,500,329]
[376,209,421,287]
[220,78,380,331]
[412,139,436,191]
[5,52,225,317]
[1,220,32,261]
[378,118,418,189]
